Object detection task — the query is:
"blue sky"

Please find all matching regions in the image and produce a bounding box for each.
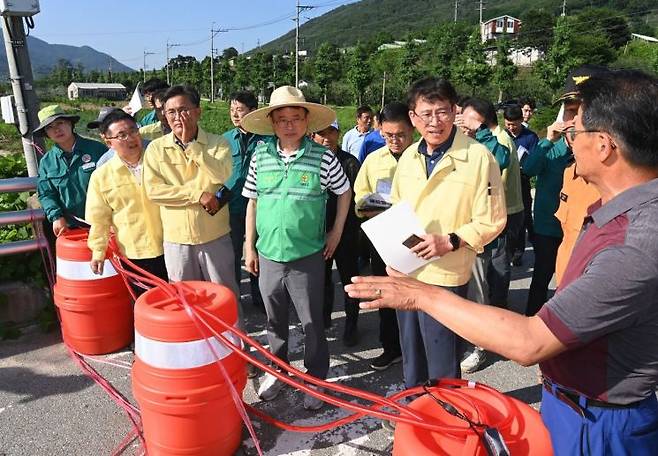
[32,0,358,70]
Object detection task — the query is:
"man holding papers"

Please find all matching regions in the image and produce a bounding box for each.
[354,101,414,370]
[390,78,506,390]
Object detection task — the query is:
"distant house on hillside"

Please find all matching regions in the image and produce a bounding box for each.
[67,82,127,100]
[481,15,521,42]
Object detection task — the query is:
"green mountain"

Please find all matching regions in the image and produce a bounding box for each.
[255,0,654,53]
[0,35,134,78]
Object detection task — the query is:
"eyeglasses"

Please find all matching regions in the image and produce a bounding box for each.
[164,107,192,118]
[412,109,453,124]
[382,132,408,142]
[106,127,140,141]
[273,118,306,127]
[564,127,602,142]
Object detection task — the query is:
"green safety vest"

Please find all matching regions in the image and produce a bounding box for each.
[255,137,327,262]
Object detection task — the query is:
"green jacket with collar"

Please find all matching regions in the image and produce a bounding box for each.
[37,134,108,225]
[522,137,572,238]
[222,128,272,216]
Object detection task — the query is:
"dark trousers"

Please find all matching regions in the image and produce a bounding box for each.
[323,235,360,325]
[488,211,524,306]
[229,213,263,307]
[370,241,401,356]
[397,283,468,388]
[128,255,168,297]
[259,252,329,379]
[526,234,562,316]
[512,173,535,255]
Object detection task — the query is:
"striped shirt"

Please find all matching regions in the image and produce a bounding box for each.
[242,142,350,199]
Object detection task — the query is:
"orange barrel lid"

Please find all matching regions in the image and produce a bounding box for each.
[135,281,238,343]
[55,228,113,262]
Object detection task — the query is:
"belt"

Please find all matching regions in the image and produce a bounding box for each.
[542,378,638,413]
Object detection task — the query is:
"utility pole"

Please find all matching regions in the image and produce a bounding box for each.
[479,0,484,24]
[561,0,567,16]
[210,24,227,103]
[453,0,458,23]
[143,50,155,83]
[166,40,180,85]
[294,0,314,88]
[1,14,43,177]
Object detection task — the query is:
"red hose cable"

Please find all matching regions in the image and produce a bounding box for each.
[174,282,265,456]
[106,245,523,446]
[192,304,425,422]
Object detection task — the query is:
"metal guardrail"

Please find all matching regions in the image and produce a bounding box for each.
[0,177,38,193]
[0,176,46,256]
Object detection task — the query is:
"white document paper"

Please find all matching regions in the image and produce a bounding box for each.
[361,201,433,274]
[517,144,528,161]
[128,83,144,114]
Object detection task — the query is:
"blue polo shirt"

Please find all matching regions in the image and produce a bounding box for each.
[358,129,386,162]
[417,126,457,177]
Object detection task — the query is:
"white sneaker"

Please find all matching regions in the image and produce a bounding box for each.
[460,347,486,373]
[257,373,285,401]
[303,385,325,411]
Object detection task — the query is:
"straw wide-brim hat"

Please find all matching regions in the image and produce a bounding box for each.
[241,86,336,136]
[34,104,80,135]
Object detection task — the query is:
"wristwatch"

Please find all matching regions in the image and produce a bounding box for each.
[448,233,460,252]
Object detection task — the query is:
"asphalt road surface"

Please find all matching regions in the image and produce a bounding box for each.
[0,250,544,456]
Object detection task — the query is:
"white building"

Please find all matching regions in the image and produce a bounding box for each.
[67,82,127,100]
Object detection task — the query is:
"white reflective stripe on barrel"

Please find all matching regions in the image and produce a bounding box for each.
[56,258,118,280]
[134,328,243,369]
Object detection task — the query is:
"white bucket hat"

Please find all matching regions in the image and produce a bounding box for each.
[240,86,336,136]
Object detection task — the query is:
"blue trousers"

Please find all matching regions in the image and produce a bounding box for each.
[541,385,658,455]
[396,284,468,388]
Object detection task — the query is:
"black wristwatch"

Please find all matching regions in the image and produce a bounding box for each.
[448,233,460,252]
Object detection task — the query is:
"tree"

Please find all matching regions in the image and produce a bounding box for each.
[50,59,74,86]
[572,32,616,66]
[313,42,341,104]
[399,41,424,88]
[451,31,491,95]
[272,54,293,88]
[222,47,239,60]
[216,59,234,99]
[346,43,372,105]
[491,38,517,102]
[534,17,584,92]
[517,9,556,54]
[233,55,252,90]
[250,53,273,99]
[574,8,630,49]
[425,22,473,81]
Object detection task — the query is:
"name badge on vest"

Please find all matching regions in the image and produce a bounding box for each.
[81,162,96,171]
[560,192,568,202]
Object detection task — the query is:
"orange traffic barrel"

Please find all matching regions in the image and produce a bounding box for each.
[132,281,247,456]
[53,228,133,355]
[393,381,553,455]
